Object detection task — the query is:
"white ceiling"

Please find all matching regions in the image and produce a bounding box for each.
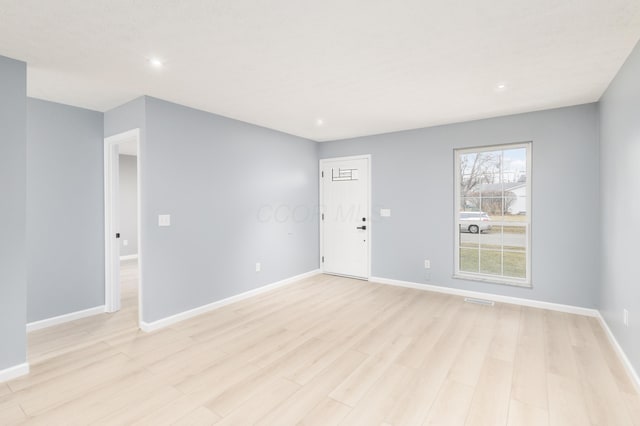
[1,1,639,141]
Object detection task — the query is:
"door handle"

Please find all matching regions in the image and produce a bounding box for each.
[357,226,367,230]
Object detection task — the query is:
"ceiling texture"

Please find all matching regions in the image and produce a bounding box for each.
[1,0,640,141]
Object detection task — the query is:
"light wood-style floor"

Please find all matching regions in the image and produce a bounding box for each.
[1,261,639,425]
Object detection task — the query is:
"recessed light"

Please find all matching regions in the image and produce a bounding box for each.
[316,118,324,126]
[148,58,164,68]
[495,82,508,91]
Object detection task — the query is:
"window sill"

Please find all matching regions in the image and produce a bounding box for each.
[452,273,531,288]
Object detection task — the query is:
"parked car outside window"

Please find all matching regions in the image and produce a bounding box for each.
[459,211,492,233]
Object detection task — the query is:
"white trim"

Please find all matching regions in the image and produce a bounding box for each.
[0,362,29,383]
[104,136,115,312]
[596,312,640,394]
[119,254,138,261]
[104,129,142,329]
[319,154,372,279]
[136,139,143,328]
[369,276,598,317]
[26,306,106,332]
[140,269,321,332]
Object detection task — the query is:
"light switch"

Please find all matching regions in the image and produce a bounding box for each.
[158,214,171,227]
[123,240,129,246]
[380,209,391,217]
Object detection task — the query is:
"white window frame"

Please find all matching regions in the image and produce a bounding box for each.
[453,142,532,287]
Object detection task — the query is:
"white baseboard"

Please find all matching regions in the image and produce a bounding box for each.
[120,254,138,261]
[0,362,29,383]
[596,312,640,394]
[27,305,106,332]
[369,276,599,317]
[140,269,321,332]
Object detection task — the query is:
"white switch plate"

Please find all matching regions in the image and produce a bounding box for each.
[158,214,171,227]
[424,259,431,269]
[380,208,391,217]
[123,240,129,246]
[256,262,261,272]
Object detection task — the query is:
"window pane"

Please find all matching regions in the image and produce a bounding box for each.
[503,147,528,219]
[479,249,502,275]
[503,251,526,278]
[503,224,527,252]
[460,248,479,273]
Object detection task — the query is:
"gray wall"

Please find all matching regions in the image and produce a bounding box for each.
[599,40,640,374]
[104,97,146,140]
[0,56,27,371]
[142,97,318,322]
[319,104,601,308]
[119,154,138,257]
[26,98,105,322]
[105,97,319,323]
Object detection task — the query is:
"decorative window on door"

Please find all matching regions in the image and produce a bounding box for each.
[332,168,359,181]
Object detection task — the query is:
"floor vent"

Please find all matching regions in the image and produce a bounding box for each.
[464,297,495,306]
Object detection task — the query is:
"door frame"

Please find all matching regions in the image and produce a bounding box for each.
[104,128,142,327]
[319,154,372,279]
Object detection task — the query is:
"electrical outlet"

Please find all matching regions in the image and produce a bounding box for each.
[424,259,431,269]
[123,239,129,246]
[256,262,261,272]
[624,309,629,327]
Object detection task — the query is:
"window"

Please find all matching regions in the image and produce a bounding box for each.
[454,142,531,287]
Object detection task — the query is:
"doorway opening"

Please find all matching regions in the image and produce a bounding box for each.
[104,129,142,327]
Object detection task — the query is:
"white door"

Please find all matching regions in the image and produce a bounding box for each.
[320,156,370,279]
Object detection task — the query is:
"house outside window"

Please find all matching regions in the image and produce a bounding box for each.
[454,142,532,287]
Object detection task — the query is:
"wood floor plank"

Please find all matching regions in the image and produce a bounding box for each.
[214,378,300,425]
[172,406,221,426]
[0,384,11,398]
[385,304,481,425]
[543,310,579,379]
[447,325,494,387]
[1,262,633,425]
[206,365,284,417]
[423,379,475,426]
[0,402,26,425]
[507,399,549,426]
[19,352,139,416]
[573,344,634,426]
[547,373,592,426]
[464,357,513,426]
[256,350,367,425]
[587,316,639,395]
[487,303,521,362]
[511,307,549,410]
[329,355,396,407]
[297,397,352,426]
[339,363,414,426]
[24,368,163,424]
[623,392,640,426]
[130,394,221,426]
